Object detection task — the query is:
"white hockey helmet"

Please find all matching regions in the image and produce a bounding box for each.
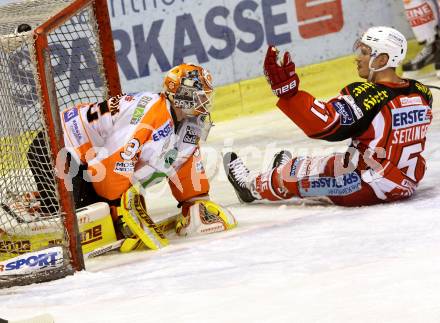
[356,26,407,72]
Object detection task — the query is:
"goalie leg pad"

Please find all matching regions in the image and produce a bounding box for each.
[118,186,169,250]
[120,237,144,253]
[176,200,237,237]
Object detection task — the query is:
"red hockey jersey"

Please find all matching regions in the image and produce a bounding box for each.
[277,79,433,200]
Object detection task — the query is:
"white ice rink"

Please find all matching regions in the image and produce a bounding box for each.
[1,75,440,322]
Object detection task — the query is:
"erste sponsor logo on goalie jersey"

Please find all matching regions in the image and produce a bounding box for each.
[63,107,85,144]
[299,172,361,196]
[152,120,173,141]
[70,119,83,142]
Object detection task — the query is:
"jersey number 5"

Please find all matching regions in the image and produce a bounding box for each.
[397,143,423,181]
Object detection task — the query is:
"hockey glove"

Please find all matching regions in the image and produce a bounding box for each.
[264,45,299,98]
[175,196,237,237]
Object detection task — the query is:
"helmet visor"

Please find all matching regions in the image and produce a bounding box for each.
[353,39,372,57]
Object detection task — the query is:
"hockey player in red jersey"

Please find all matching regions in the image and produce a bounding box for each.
[224,26,433,207]
[402,0,440,76]
[23,63,236,247]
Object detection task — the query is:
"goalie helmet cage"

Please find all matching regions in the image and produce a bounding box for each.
[0,0,121,288]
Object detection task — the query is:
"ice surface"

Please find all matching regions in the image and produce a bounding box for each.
[1,75,440,323]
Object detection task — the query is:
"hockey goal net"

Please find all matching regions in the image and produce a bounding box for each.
[0,0,120,288]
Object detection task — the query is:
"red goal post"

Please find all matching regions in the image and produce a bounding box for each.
[0,0,121,288]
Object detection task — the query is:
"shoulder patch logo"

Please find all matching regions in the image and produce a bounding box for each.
[332,100,355,125]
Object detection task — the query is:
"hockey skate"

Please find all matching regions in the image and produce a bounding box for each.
[402,41,436,78]
[223,152,256,203]
[271,150,292,169]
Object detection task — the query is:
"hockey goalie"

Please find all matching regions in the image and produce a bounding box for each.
[2,63,237,256]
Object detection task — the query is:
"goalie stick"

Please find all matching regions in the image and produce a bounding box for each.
[84,213,179,259]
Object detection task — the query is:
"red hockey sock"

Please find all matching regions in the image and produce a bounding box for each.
[276,158,301,197]
[254,167,296,201]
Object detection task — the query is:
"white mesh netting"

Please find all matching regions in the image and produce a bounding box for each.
[0,0,109,287]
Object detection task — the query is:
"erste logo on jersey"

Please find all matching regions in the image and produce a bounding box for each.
[392,106,430,130]
[391,106,431,144]
[342,95,364,119]
[152,121,173,141]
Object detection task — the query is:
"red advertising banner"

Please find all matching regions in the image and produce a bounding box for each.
[295,0,344,39]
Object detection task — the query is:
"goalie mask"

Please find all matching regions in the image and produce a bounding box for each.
[163,63,213,116]
[163,63,214,140]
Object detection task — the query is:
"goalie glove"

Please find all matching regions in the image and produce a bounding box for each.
[117,186,169,251]
[175,197,237,237]
[263,45,299,98]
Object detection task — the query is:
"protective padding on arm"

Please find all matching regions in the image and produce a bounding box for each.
[277,91,338,138]
[168,153,209,202]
